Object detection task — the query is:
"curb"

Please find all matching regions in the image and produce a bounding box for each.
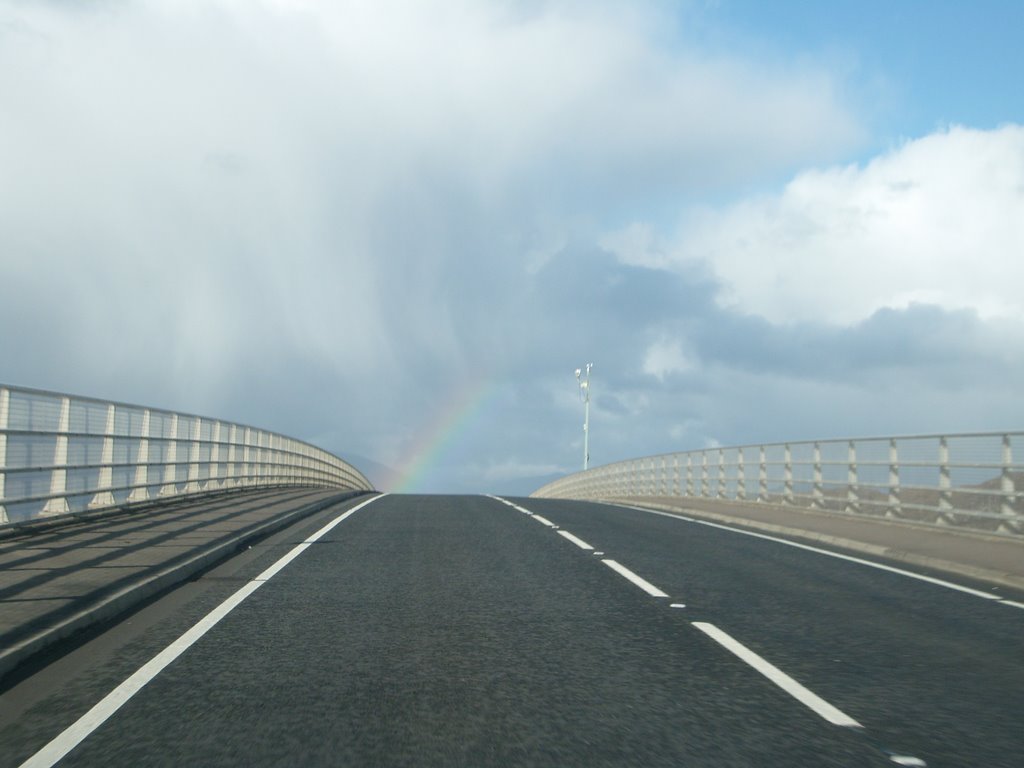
[0,490,374,685]
[610,499,1024,593]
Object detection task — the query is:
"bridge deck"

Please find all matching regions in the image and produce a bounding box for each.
[2,494,1022,767]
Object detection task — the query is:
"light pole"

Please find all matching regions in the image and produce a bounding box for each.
[575,363,592,470]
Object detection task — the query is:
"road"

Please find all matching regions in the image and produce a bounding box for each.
[2,494,1022,767]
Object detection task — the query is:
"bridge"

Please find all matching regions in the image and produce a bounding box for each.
[1,385,1022,767]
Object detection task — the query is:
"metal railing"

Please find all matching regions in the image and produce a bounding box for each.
[0,384,373,526]
[532,432,1024,536]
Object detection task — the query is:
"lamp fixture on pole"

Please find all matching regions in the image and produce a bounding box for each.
[575,363,593,470]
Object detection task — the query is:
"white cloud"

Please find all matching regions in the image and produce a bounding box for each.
[674,125,1024,325]
[642,337,693,380]
[599,222,669,269]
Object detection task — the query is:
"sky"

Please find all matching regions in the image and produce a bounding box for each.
[2,0,1022,494]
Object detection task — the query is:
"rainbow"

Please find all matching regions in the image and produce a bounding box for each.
[391,378,499,493]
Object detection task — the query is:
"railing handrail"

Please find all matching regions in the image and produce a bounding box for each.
[0,384,373,525]
[0,382,307,442]
[581,430,1024,467]
[532,431,1024,537]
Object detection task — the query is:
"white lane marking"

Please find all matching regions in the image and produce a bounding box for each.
[602,559,669,597]
[670,603,687,608]
[557,530,594,550]
[617,504,1003,602]
[593,551,604,556]
[691,622,862,728]
[1000,599,1024,610]
[18,494,385,768]
[532,514,556,527]
[888,756,927,766]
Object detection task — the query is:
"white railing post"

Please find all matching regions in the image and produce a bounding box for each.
[888,438,900,518]
[812,442,824,509]
[88,403,117,509]
[758,445,768,502]
[128,409,151,503]
[159,413,179,497]
[242,427,253,487]
[685,455,693,496]
[672,455,680,496]
[718,449,726,499]
[0,387,9,523]
[226,424,238,488]
[209,421,222,490]
[1001,434,1016,523]
[938,436,953,521]
[185,418,202,493]
[736,449,746,501]
[701,452,709,497]
[783,443,794,504]
[845,440,859,514]
[257,431,267,486]
[41,397,71,516]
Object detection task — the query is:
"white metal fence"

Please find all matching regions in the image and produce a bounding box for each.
[0,384,373,526]
[532,432,1024,536]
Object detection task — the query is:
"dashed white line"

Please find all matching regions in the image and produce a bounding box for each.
[691,621,862,728]
[557,530,594,550]
[1000,599,1024,610]
[618,504,1005,602]
[602,559,669,597]
[887,756,927,766]
[492,497,674,600]
[18,494,385,768]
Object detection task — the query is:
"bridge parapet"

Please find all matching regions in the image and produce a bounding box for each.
[0,384,373,526]
[533,432,1024,536]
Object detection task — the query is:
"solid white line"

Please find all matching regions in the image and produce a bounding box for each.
[691,622,862,728]
[602,559,669,597]
[532,514,556,527]
[18,493,384,768]
[1000,599,1024,610]
[617,504,1002,601]
[557,529,594,550]
[253,542,312,582]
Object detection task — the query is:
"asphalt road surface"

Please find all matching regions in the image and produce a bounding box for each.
[2,494,1022,767]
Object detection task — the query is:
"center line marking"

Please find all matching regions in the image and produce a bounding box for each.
[531,514,556,527]
[691,621,861,728]
[602,559,669,597]
[557,530,594,550]
[18,493,386,768]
